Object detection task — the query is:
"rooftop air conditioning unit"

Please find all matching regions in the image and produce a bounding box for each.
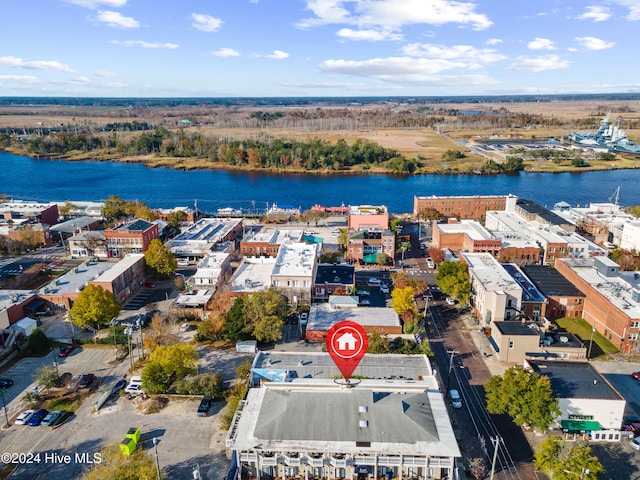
[559,336,569,344]
[359,405,368,414]
[359,420,368,428]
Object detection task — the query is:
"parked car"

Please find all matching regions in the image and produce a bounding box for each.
[180,322,192,332]
[144,281,156,288]
[368,277,381,285]
[0,378,13,389]
[632,436,640,451]
[299,312,308,326]
[27,409,49,426]
[197,396,212,417]
[14,410,35,425]
[58,345,74,357]
[632,372,640,381]
[360,299,371,306]
[380,284,390,294]
[112,379,127,396]
[446,297,456,306]
[41,410,63,427]
[125,376,145,396]
[55,372,73,388]
[356,289,370,296]
[77,374,96,389]
[426,259,435,269]
[177,259,189,266]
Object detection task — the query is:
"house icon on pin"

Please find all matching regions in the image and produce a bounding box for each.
[336,332,359,351]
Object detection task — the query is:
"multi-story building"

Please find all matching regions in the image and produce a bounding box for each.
[192,252,232,289]
[168,217,242,259]
[153,206,197,223]
[432,219,502,256]
[313,264,355,302]
[0,200,58,226]
[461,253,523,326]
[240,227,303,257]
[67,231,107,259]
[227,352,460,480]
[513,198,575,232]
[39,260,114,309]
[413,194,517,221]
[271,243,318,305]
[6,222,53,247]
[347,230,396,265]
[104,218,159,258]
[348,205,389,231]
[555,256,640,354]
[621,221,640,251]
[521,265,586,319]
[501,263,547,321]
[0,290,44,330]
[90,254,146,303]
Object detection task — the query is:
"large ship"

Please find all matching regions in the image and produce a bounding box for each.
[568,115,640,155]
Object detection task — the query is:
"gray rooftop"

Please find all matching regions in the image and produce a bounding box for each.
[493,321,540,336]
[527,360,622,400]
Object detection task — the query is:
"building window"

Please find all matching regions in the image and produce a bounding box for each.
[629,333,638,340]
[632,322,640,328]
[509,340,514,349]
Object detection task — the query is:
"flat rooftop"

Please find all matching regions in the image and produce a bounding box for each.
[91,254,144,284]
[254,352,436,385]
[436,220,493,240]
[175,289,213,307]
[41,260,114,295]
[169,218,242,255]
[0,290,35,311]
[493,321,540,336]
[308,303,400,330]
[272,243,317,277]
[527,360,622,400]
[230,257,275,293]
[461,253,522,293]
[112,218,154,232]
[502,264,546,303]
[521,265,585,298]
[231,380,460,457]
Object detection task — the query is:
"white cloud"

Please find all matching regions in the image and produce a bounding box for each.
[95,10,140,28]
[63,0,127,8]
[0,74,39,84]
[263,50,289,60]
[192,13,223,32]
[575,36,615,50]
[0,56,75,73]
[279,81,366,89]
[527,38,556,50]
[577,6,611,22]
[112,40,179,49]
[94,70,116,77]
[211,48,240,57]
[321,56,495,85]
[485,38,502,46]
[402,43,506,64]
[298,0,492,31]
[337,28,403,41]
[615,0,640,20]
[507,54,569,72]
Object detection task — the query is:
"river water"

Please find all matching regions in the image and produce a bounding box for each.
[1,151,638,213]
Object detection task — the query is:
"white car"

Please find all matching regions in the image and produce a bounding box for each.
[368,278,381,285]
[446,297,456,306]
[299,312,308,326]
[15,409,35,425]
[380,284,390,294]
[426,259,435,269]
[356,289,370,296]
[180,322,191,332]
[360,299,371,306]
[177,258,189,266]
[124,376,145,396]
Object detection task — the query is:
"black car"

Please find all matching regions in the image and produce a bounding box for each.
[77,374,96,389]
[112,379,127,396]
[197,396,212,417]
[0,378,13,388]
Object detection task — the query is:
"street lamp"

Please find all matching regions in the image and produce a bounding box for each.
[587,327,596,360]
[152,438,161,480]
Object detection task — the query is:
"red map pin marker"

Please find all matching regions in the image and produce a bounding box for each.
[326,320,368,382]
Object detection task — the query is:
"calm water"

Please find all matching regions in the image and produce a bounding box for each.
[1,151,638,213]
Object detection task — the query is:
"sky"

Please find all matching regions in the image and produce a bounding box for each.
[1,0,640,98]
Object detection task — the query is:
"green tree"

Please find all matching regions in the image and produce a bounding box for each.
[390,218,402,232]
[390,286,417,316]
[102,195,128,224]
[70,284,121,329]
[167,210,185,233]
[144,238,178,278]
[175,373,224,398]
[225,298,248,341]
[58,201,77,219]
[81,442,157,480]
[141,361,171,394]
[319,251,342,264]
[243,289,287,343]
[367,330,391,354]
[150,343,199,379]
[442,149,466,161]
[626,205,640,218]
[435,260,470,303]
[28,327,50,353]
[35,365,59,390]
[485,366,559,431]
[236,358,253,379]
[534,437,604,480]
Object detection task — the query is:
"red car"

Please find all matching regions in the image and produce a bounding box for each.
[632,372,640,381]
[144,281,156,288]
[58,345,74,357]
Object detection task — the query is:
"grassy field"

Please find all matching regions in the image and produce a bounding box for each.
[554,317,619,359]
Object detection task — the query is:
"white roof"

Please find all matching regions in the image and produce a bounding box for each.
[461,252,523,294]
[436,220,492,240]
[91,254,144,284]
[231,257,276,293]
[308,303,400,330]
[272,242,318,277]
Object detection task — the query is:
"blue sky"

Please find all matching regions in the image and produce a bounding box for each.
[1,0,639,97]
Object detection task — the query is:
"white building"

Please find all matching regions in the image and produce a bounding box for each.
[192,252,231,289]
[271,242,319,304]
[621,221,640,252]
[167,217,242,258]
[461,252,523,326]
[230,257,277,294]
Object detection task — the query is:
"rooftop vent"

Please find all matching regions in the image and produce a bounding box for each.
[359,420,368,428]
[358,405,368,414]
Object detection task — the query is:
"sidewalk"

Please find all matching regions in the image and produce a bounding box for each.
[459,311,508,378]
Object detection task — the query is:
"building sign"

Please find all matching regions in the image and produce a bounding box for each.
[568,414,594,421]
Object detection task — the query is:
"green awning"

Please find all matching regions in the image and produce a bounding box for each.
[362,254,378,264]
[561,420,601,432]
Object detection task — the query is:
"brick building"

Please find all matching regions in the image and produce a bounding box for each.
[413,194,517,221]
[521,265,585,319]
[346,230,396,265]
[105,218,159,258]
[432,219,502,256]
[240,228,303,257]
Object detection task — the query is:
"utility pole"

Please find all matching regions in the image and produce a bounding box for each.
[445,350,459,393]
[489,436,501,480]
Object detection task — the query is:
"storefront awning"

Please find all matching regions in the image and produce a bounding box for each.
[561,420,601,432]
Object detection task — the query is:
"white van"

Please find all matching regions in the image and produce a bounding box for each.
[449,389,462,409]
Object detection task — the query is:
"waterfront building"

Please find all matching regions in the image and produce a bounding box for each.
[521,265,586,319]
[313,264,355,302]
[271,242,319,305]
[413,194,517,221]
[0,200,58,226]
[192,252,232,289]
[105,218,159,258]
[346,230,395,265]
[168,217,242,259]
[240,227,303,257]
[348,205,389,231]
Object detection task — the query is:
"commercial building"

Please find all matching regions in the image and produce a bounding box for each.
[501,263,547,321]
[432,219,501,256]
[168,217,242,259]
[105,218,159,258]
[192,252,232,289]
[230,257,277,295]
[0,200,58,226]
[90,254,146,303]
[348,205,389,231]
[555,257,640,354]
[67,231,107,259]
[227,352,460,480]
[39,259,114,309]
[313,264,355,302]
[240,227,303,257]
[271,243,319,305]
[461,253,523,326]
[525,360,625,437]
[346,230,396,265]
[413,194,517,221]
[521,265,585,319]
[0,290,44,330]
